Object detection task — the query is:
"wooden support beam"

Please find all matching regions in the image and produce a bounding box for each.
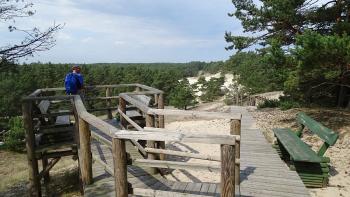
[23,101,41,197]
[118,129,239,145]
[231,118,241,186]
[118,109,143,131]
[78,118,93,185]
[119,97,127,128]
[106,88,113,119]
[148,108,241,120]
[38,157,61,180]
[112,138,128,197]
[133,159,220,171]
[221,144,236,197]
[42,157,50,196]
[146,114,158,174]
[92,153,114,176]
[145,148,220,161]
[157,94,165,160]
[91,131,112,147]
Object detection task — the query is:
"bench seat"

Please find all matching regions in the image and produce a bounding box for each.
[273,128,323,163]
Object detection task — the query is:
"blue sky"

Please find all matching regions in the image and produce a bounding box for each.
[0,0,243,63]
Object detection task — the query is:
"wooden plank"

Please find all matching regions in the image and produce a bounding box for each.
[118,109,143,131]
[273,128,322,162]
[145,148,220,161]
[147,109,241,120]
[55,115,70,125]
[37,100,50,114]
[115,130,238,145]
[133,159,220,171]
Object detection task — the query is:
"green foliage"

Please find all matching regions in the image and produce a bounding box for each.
[0,62,224,118]
[3,117,25,152]
[286,31,350,104]
[226,0,350,108]
[200,76,225,102]
[223,97,234,105]
[169,79,197,110]
[257,99,280,109]
[224,51,287,94]
[257,97,300,110]
[226,0,350,51]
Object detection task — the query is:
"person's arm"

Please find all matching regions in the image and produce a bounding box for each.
[78,74,84,89]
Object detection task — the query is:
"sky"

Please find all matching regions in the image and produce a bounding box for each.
[0,0,243,63]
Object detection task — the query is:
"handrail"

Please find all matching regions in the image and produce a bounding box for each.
[24,83,241,197]
[115,130,238,145]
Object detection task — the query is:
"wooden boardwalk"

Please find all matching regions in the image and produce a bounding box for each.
[85,107,310,197]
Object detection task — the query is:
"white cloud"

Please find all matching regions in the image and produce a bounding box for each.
[7,0,239,63]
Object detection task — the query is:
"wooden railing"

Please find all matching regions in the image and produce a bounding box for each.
[23,84,241,197]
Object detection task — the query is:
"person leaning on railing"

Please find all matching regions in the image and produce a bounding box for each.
[64,65,85,100]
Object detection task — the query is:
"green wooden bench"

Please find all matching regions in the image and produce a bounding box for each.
[273,112,339,188]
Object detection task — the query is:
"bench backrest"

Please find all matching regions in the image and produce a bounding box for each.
[297,112,338,146]
[37,100,50,114]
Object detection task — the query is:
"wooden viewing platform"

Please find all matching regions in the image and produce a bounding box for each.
[85,107,310,197]
[22,84,310,197]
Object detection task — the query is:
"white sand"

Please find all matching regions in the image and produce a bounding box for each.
[163,119,230,183]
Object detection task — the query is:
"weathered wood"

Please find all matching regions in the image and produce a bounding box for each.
[116,130,238,145]
[78,118,93,185]
[92,153,114,175]
[221,144,235,197]
[146,114,157,174]
[157,93,166,161]
[133,188,207,197]
[118,109,143,131]
[106,88,113,119]
[33,111,73,118]
[148,108,241,120]
[80,111,118,136]
[145,148,220,161]
[23,101,41,197]
[85,96,120,101]
[119,97,127,128]
[133,159,221,171]
[112,138,128,197]
[120,93,149,113]
[135,83,163,94]
[91,131,112,147]
[230,119,241,186]
[38,157,60,180]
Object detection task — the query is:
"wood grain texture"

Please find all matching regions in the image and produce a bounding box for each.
[78,118,93,185]
[112,138,128,197]
[221,144,235,197]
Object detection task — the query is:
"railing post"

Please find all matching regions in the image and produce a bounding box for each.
[230,119,241,186]
[42,156,50,195]
[146,114,158,174]
[221,142,236,197]
[119,97,127,128]
[78,117,93,185]
[23,101,41,197]
[112,137,128,197]
[157,93,166,160]
[106,87,113,119]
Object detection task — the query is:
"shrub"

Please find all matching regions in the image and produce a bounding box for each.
[278,99,301,110]
[257,99,280,109]
[3,117,26,152]
[223,97,234,105]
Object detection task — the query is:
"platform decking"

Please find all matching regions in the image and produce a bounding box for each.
[85,107,310,197]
